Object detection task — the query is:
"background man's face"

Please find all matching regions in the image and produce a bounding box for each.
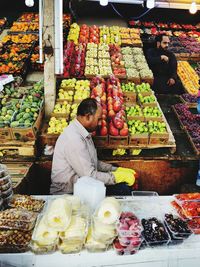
[160,36,170,50]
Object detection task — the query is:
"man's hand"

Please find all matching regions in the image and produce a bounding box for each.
[167,78,175,86]
[161,55,169,63]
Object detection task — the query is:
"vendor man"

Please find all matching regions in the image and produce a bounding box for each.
[51,98,136,195]
[146,34,182,94]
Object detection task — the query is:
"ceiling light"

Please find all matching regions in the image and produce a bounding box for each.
[100,0,108,6]
[189,1,197,14]
[25,0,34,7]
[146,0,155,9]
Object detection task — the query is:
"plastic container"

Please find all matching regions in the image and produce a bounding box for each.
[187,218,200,234]
[141,217,170,247]
[0,229,32,253]
[116,211,142,238]
[113,238,139,255]
[1,187,13,199]
[132,191,159,197]
[180,201,200,219]
[85,227,110,253]
[164,213,191,239]
[31,215,58,254]
[0,174,11,186]
[174,193,200,204]
[9,194,45,212]
[91,216,116,243]
[0,180,12,192]
[74,176,106,212]
[58,241,83,254]
[0,208,37,231]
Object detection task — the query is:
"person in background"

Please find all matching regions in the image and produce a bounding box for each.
[51,98,137,195]
[146,34,183,94]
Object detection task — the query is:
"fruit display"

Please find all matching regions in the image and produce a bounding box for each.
[90,77,107,136]
[187,218,200,234]
[121,82,136,93]
[47,117,68,134]
[109,45,126,79]
[99,26,110,44]
[107,77,128,137]
[174,103,200,152]
[147,121,168,134]
[58,89,74,102]
[128,120,148,135]
[9,22,39,33]
[138,94,156,106]
[89,25,100,44]
[85,44,112,77]
[30,45,44,71]
[2,34,38,44]
[63,41,75,77]
[109,26,121,46]
[0,99,21,127]
[143,107,163,119]
[135,83,152,95]
[70,103,78,120]
[79,24,89,44]
[181,93,197,106]
[9,194,45,212]
[126,106,143,119]
[178,61,199,95]
[0,77,23,99]
[53,102,71,116]
[67,23,80,45]
[70,43,86,78]
[142,217,170,246]
[17,13,39,22]
[112,148,126,156]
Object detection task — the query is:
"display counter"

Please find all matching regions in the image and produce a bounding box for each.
[1,196,200,267]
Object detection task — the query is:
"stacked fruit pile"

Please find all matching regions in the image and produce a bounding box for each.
[85,43,112,77]
[70,43,86,78]
[174,103,200,153]
[67,23,80,44]
[109,45,126,78]
[107,76,128,138]
[120,27,142,47]
[177,61,199,95]
[9,22,38,33]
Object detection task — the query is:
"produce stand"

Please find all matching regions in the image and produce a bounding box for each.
[1,196,200,267]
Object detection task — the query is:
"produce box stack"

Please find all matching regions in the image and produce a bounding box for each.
[177,61,199,95]
[85,43,112,78]
[171,193,200,235]
[91,76,108,146]
[107,76,129,145]
[173,103,200,155]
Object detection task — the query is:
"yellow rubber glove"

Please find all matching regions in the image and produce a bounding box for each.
[117,167,136,175]
[112,170,135,186]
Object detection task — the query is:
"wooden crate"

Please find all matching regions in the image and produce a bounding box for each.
[179,96,197,108]
[141,102,158,108]
[127,115,145,121]
[51,112,69,120]
[11,108,44,141]
[127,77,141,84]
[123,91,137,104]
[149,132,169,145]
[0,127,13,140]
[109,135,128,146]
[144,116,164,122]
[93,136,108,147]
[129,133,149,146]
[39,123,59,147]
[0,140,36,157]
[141,77,154,85]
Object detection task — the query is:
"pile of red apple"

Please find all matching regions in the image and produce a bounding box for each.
[107,76,128,136]
[63,41,75,77]
[70,43,86,78]
[109,45,126,79]
[90,77,108,136]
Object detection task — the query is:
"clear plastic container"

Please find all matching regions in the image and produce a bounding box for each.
[31,215,58,254]
[116,211,142,238]
[0,180,12,192]
[58,240,83,254]
[174,193,200,205]
[0,208,37,231]
[0,174,11,186]
[9,194,45,212]
[0,229,32,253]
[91,216,116,243]
[118,236,142,247]
[164,213,191,239]
[187,218,200,234]
[85,227,111,253]
[1,187,13,199]
[141,217,170,247]
[113,238,139,255]
[180,201,200,219]
[132,191,159,197]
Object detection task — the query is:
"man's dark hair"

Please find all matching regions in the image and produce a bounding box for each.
[77,98,98,116]
[155,34,168,43]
